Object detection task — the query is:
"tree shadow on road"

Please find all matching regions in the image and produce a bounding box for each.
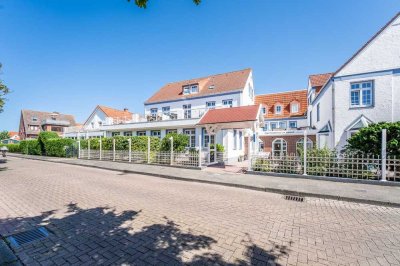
[0,203,289,265]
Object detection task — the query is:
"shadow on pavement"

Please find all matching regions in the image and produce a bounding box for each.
[0,203,289,265]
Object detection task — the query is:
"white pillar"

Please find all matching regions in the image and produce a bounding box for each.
[208,135,211,163]
[213,134,216,163]
[78,140,81,159]
[198,133,202,167]
[247,132,252,171]
[170,137,173,165]
[113,138,116,161]
[99,137,102,160]
[147,136,151,164]
[303,130,307,175]
[88,139,91,159]
[128,138,132,163]
[381,129,387,181]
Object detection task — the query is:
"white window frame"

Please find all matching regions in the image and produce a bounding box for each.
[222,99,233,107]
[270,122,277,130]
[183,128,196,148]
[191,85,199,94]
[206,101,216,109]
[262,107,266,114]
[275,104,282,115]
[317,103,320,122]
[290,102,299,113]
[296,137,313,151]
[272,138,287,157]
[183,104,192,119]
[123,131,132,136]
[151,130,161,138]
[166,129,177,135]
[150,108,158,117]
[350,81,373,108]
[162,106,170,115]
[183,86,190,95]
[137,131,146,136]
[289,121,297,129]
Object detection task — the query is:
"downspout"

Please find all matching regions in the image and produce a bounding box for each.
[331,78,336,149]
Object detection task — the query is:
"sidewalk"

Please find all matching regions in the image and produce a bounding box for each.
[8,154,400,207]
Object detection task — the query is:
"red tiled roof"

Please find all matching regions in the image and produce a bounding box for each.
[8,131,20,140]
[98,105,133,119]
[309,73,333,87]
[255,90,307,119]
[198,105,260,125]
[145,68,252,104]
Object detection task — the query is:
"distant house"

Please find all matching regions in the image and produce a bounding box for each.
[19,110,77,139]
[1,131,21,144]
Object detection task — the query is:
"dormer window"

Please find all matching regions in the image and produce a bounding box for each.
[209,85,215,90]
[275,104,282,115]
[262,107,266,114]
[32,116,38,122]
[291,102,299,113]
[182,84,199,95]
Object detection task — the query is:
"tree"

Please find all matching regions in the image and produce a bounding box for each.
[0,63,10,113]
[128,0,201,8]
[0,130,10,140]
[346,122,400,157]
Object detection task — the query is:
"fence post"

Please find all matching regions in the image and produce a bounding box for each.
[303,130,307,175]
[198,133,202,168]
[113,138,116,161]
[99,137,102,160]
[248,133,252,171]
[78,140,81,159]
[88,139,91,159]
[170,137,173,165]
[147,136,151,164]
[128,138,132,163]
[381,129,387,181]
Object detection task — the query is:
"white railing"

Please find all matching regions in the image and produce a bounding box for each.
[144,108,208,122]
[249,153,400,181]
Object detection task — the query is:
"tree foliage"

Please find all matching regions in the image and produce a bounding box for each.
[346,122,400,156]
[128,0,201,8]
[37,131,60,155]
[0,130,9,140]
[0,63,10,113]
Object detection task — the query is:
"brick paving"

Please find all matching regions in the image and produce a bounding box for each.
[1,157,400,265]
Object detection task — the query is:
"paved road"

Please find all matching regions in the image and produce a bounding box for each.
[1,157,400,265]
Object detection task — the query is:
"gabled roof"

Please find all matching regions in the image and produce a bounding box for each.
[198,105,261,125]
[345,115,373,131]
[309,73,333,88]
[145,68,252,104]
[21,110,76,134]
[98,105,132,119]
[255,89,308,119]
[334,12,400,76]
[8,131,20,140]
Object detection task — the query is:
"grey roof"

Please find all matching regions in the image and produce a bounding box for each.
[21,110,77,135]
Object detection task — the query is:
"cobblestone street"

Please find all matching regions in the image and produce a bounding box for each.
[1,157,400,265]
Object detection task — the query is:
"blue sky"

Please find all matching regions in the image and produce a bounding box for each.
[0,0,398,130]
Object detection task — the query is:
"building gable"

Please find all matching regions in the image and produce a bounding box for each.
[336,12,400,77]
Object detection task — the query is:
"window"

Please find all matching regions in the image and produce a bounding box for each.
[183,86,190,95]
[183,104,191,119]
[151,130,161,138]
[202,128,215,148]
[248,84,254,100]
[263,122,269,131]
[296,138,313,152]
[275,105,282,114]
[123,131,132,136]
[137,131,146,136]
[191,85,199,94]
[289,121,297,129]
[310,111,313,127]
[183,128,196,148]
[166,129,177,135]
[206,101,216,109]
[262,107,266,114]
[317,103,320,122]
[272,139,287,157]
[239,131,243,150]
[222,99,233,107]
[278,121,287,130]
[162,106,170,115]
[270,122,277,130]
[350,81,373,107]
[112,132,120,137]
[32,116,38,122]
[150,108,158,117]
[51,126,62,132]
[233,130,237,150]
[291,103,299,113]
[29,125,39,131]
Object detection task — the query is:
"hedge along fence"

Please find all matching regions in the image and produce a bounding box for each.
[45,138,75,157]
[79,136,161,151]
[19,140,42,155]
[0,143,21,153]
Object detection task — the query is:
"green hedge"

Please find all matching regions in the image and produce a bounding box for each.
[20,140,41,155]
[45,138,75,157]
[38,132,59,155]
[0,143,21,153]
[160,133,189,152]
[79,136,161,151]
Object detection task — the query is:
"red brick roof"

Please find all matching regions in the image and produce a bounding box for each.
[8,131,20,140]
[309,73,333,87]
[145,68,252,104]
[98,105,133,119]
[255,90,307,119]
[198,105,260,125]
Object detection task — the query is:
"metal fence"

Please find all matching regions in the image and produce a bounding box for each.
[250,152,400,182]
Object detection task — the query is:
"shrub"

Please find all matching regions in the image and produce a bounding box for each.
[160,133,189,152]
[79,136,161,152]
[38,132,59,155]
[45,138,75,157]
[19,140,41,155]
[0,143,21,153]
[346,122,400,156]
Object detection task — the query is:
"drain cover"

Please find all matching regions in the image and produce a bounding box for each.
[7,227,49,248]
[284,195,305,202]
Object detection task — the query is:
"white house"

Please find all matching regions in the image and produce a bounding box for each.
[308,12,400,151]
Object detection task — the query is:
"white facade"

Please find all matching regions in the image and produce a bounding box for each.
[309,13,400,151]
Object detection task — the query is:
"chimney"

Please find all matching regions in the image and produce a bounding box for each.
[123,108,129,112]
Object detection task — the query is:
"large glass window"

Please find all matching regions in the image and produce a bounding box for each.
[151,130,161,138]
[289,121,297,129]
[191,85,199,93]
[291,102,299,113]
[183,128,196,148]
[162,106,170,115]
[272,139,287,157]
[183,104,192,119]
[350,81,373,107]
[150,108,158,117]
